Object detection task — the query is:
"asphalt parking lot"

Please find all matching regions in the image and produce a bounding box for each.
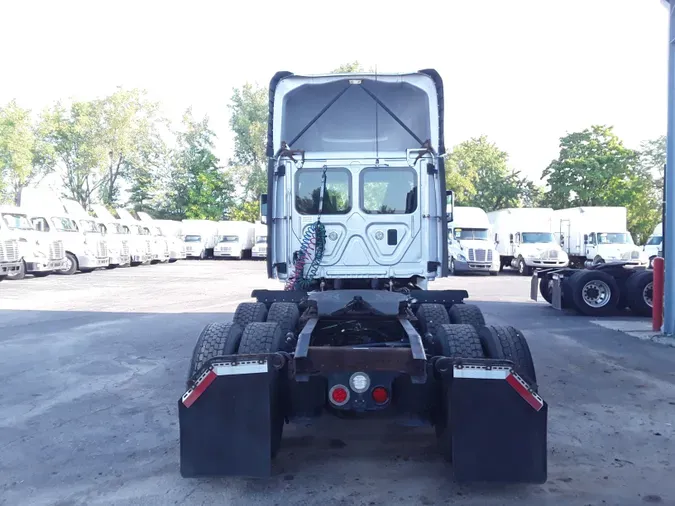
[1,261,674,506]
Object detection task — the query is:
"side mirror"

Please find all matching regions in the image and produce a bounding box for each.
[583,234,588,244]
[509,233,514,244]
[259,194,268,225]
[446,190,454,222]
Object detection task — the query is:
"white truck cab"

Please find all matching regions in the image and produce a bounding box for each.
[642,222,662,268]
[182,220,219,259]
[214,221,255,259]
[89,205,131,267]
[448,207,500,276]
[552,207,645,268]
[115,208,153,265]
[0,205,68,279]
[251,221,267,259]
[487,207,569,275]
[154,219,186,262]
[136,212,170,263]
[0,225,21,280]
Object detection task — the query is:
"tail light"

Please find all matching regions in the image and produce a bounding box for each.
[329,385,349,406]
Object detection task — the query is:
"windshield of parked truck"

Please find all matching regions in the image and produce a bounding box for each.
[79,219,98,233]
[453,228,488,240]
[51,217,77,232]
[184,235,202,242]
[256,235,266,243]
[646,235,663,246]
[522,232,555,244]
[219,235,238,242]
[597,232,633,245]
[109,223,124,234]
[2,213,33,230]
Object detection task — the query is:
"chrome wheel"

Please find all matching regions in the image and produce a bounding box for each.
[581,280,611,308]
[643,281,654,308]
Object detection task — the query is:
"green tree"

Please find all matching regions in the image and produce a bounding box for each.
[543,125,660,242]
[0,101,53,204]
[445,135,535,211]
[638,135,666,193]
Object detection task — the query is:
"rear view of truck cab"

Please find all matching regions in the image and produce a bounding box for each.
[179,70,547,484]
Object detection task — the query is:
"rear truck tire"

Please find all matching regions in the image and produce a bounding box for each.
[448,304,486,327]
[32,271,51,277]
[59,253,78,275]
[7,260,26,280]
[625,270,654,317]
[238,322,286,458]
[233,302,268,328]
[476,325,537,388]
[567,269,620,316]
[433,323,485,462]
[187,322,244,384]
[416,303,451,342]
[266,302,299,342]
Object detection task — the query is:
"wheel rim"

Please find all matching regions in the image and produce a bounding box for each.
[643,281,654,308]
[519,260,524,274]
[65,256,73,271]
[581,280,611,308]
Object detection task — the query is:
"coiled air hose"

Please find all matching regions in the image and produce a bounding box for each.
[285,220,326,290]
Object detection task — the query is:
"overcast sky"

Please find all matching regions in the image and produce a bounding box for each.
[0,0,670,183]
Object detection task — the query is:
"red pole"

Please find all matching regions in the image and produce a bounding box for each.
[653,257,665,331]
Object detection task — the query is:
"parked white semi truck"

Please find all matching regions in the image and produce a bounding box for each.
[115,208,153,266]
[136,212,170,264]
[182,220,219,259]
[487,207,569,275]
[642,222,663,268]
[251,221,267,259]
[89,205,131,268]
[0,205,68,279]
[0,227,21,281]
[448,206,500,275]
[552,207,645,268]
[214,221,255,259]
[153,219,186,262]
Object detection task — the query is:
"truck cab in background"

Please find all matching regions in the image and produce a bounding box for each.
[642,222,662,268]
[214,221,255,260]
[181,220,219,259]
[487,207,569,275]
[552,207,645,268]
[153,219,186,262]
[448,206,500,276]
[89,205,131,268]
[137,212,170,264]
[251,221,267,259]
[0,207,37,280]
[115,208,153,266]
[0,225,21,281]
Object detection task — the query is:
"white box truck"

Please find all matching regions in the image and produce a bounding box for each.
[642,222,662,268]
[448,206,500,275]
[214,221,255,259]
[0,227,21,281]
[182,219,219,259]
[0,205,68,279]
[552,207,645,268]
[251,221,267,259]
[487,207,569,275]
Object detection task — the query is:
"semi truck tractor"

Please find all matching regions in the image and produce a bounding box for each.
[642,222,662,268]
[115,208,153,266]
[487,207,569,275]
[0,205,66,279]
[89,205,131,268]
[154,219,187,262]
[251,221,267,259]
[214,220,255,259]
[181,220,219,259]
[552,207,645,268]
[447,206,500,275]
[178,70,547,484]
[0,227,21,281]
[137,212,171,264]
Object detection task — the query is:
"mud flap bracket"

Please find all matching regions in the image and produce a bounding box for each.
[179,354,286,478]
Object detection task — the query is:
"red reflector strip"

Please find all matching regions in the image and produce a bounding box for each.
[506,372,544,412]
[182,370,216,408]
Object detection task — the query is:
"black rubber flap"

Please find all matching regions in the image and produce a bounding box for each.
[450,377,547,483]
[179,367,274,477]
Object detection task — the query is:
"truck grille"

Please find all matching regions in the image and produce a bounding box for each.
[49,240,65,260]
[468,249,491,262]
[122,240,130,257]
[97,241,107,258]
[146,240,152,254]
[0,239,20,262]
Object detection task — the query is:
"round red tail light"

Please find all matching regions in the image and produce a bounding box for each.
[372,387,389,404]
[329,385,349,405]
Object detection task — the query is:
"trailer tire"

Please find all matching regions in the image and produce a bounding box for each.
[476,325,537,389]
[434,324,485,462]
[187,322,244,384]
[233,302,268,328]
[266,302,299,341]
[448,304,486,327]
[567,270,620,316]
[625,270,654,317]
[237,322,286,458]
[416,303,451,341]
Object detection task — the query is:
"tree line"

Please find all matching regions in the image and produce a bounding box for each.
[0,61,665,242]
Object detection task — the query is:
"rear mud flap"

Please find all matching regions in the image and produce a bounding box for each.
[178,358,280,478]
[445,360,547,483]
